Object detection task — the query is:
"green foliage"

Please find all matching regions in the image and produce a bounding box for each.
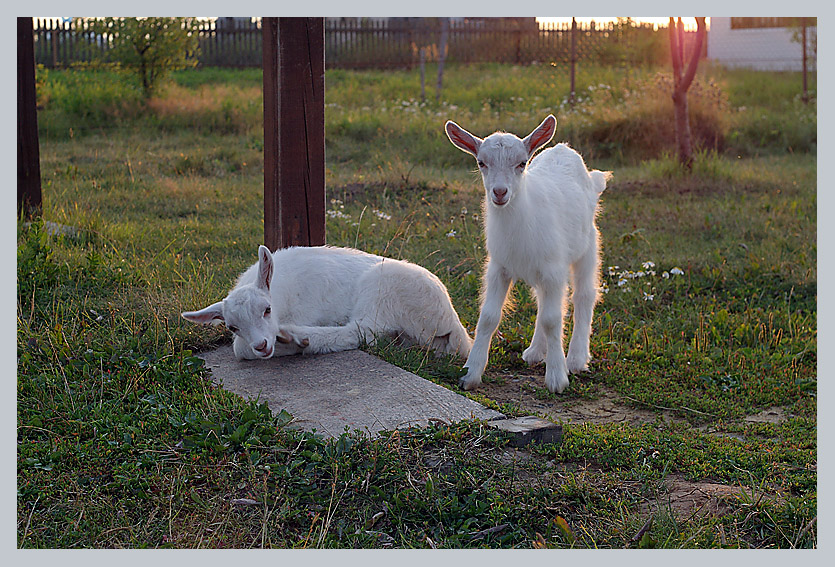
[87,17,200,98]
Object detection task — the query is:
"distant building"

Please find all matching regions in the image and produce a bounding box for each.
[707,17,816,71]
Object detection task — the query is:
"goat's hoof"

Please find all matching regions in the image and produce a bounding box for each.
[458,371,482,391]
[545,370,570,394]
[522,344,546,365]
[277,329,309,349]
[566,353,590,374]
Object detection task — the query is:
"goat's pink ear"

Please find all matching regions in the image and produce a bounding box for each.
[182,302,224,325]
[445,120,482,158]
[257,245,273,291]
[523,115,557,157]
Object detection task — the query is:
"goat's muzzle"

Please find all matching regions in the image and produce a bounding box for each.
[491,187,509,206]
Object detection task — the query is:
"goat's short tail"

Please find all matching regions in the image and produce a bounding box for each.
[589,170,612,195]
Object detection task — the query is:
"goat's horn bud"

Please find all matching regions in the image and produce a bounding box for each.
[277,330,292,344]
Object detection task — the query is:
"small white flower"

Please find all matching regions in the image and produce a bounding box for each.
[608,266,619,276]
[643,292,654,301]
[373,209,391,221]
[662,271,670,279]
[446,229,457,238]
[617,278,628,287]
[326,209,350,220]
[642,261,655,270]
[670,267,684,276]
[636,271,646,278]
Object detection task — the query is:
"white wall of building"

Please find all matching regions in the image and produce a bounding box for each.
[707,17,816,71]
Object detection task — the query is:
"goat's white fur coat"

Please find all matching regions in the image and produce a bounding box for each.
[445,114,609,393]
[182,245,472,360]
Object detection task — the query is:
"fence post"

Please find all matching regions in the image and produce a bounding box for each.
[18,17,42,220]
[569,18,577,105]
[436,17,449,101]
[262,17,326,251]
[801,17,809,104]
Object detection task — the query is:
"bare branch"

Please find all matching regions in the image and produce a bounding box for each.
[679,17,707,92]
[669,17,682,79]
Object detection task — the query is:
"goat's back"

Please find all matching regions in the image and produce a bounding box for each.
[528,143,601,195]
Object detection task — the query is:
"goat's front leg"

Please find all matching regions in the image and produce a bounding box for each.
[277,323,364,355]
[460,262,512,390]
[536,278,570,394]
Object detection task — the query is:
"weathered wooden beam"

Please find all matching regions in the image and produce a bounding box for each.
[18,17,42,219]
[262,17,326,251]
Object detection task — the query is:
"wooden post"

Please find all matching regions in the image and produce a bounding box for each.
[569,18,577,105]
[262,17,326,251]
[435,17,449,102]
[18,17,42,219]
[801,18,809,104]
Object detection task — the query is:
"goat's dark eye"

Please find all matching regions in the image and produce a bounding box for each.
[518,162,527,169]
[264,307,271,317]
[228,326,239,334]
[477,161,486,169]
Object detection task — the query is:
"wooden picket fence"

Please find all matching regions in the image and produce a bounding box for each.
[32,17,702,69]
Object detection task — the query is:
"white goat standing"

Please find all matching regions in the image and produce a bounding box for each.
[445,114,610,393]
[182,245,472,361]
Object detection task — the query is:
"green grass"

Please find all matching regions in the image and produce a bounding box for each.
[18,63,816,548]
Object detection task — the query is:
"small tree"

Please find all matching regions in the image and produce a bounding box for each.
[89,17,200,98]
[668,17,707,169]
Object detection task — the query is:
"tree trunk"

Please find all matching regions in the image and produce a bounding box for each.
[669,17,706,169]
[672,88,692,168]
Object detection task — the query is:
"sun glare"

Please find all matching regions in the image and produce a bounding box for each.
[536,17,707,30]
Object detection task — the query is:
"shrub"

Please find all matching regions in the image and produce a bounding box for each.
[559,72,729,162]
[87,17,201,98]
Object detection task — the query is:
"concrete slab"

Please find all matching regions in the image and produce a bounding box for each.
[488,416,563,447]
[198,346,504,438]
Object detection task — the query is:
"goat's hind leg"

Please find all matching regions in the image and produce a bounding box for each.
[566,245,600,373]
[522,289,547,365]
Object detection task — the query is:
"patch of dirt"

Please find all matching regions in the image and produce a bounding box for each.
[656,474,746,518]
[744,406,789,424]
[478,371,682,426]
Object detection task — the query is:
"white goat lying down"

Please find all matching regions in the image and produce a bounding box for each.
[445,114,610,394]
[182,245,472,360]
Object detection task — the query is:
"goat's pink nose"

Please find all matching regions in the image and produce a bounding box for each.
[254,340,268,352]
[493,188,507,198]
